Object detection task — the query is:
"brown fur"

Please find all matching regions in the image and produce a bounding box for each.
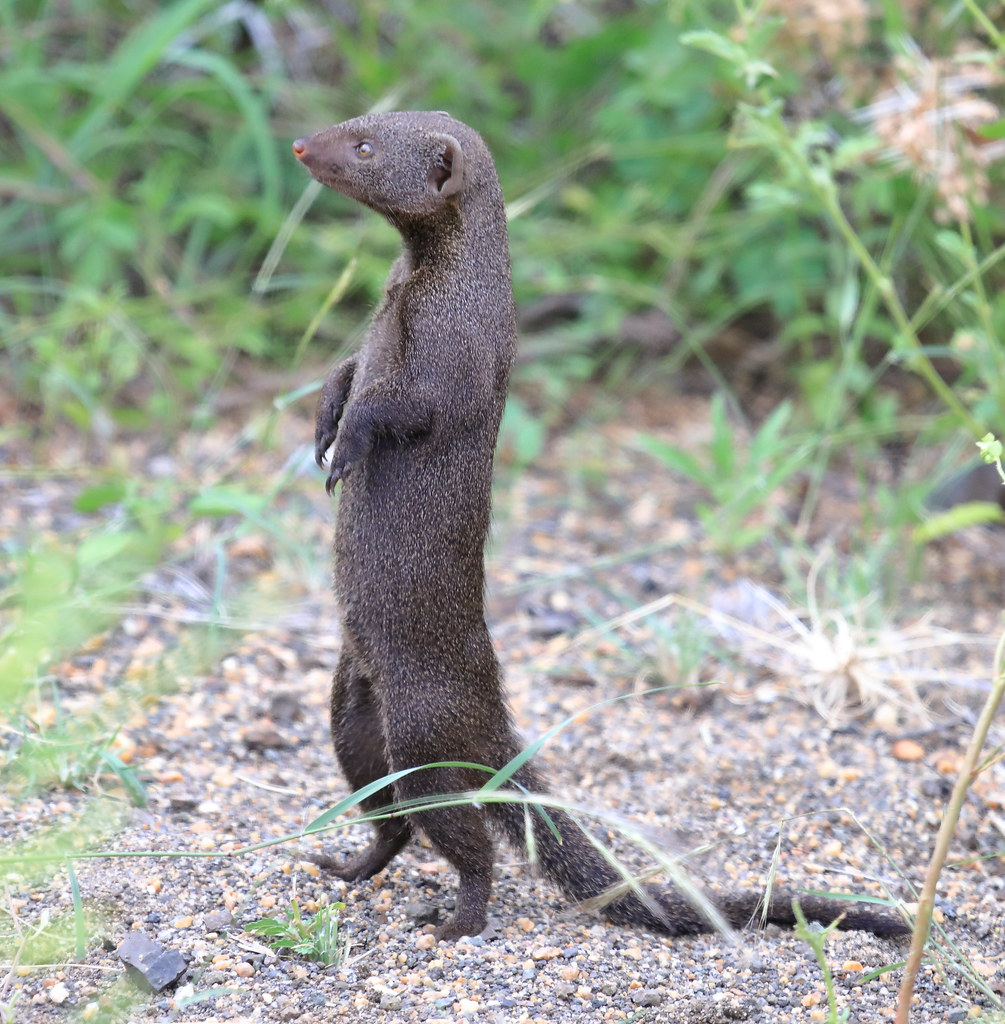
[293,111,908,941]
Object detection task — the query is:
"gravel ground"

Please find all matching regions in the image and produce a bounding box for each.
[3,391,1004,1023]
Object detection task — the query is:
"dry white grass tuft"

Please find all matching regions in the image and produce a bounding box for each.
[571,571,992,728]
[707,576,990,727]
[856,40,1004,222]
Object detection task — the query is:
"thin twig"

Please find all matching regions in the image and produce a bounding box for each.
[894,624,1005,1023]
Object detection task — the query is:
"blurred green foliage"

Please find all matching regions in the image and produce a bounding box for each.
[3,0,1000,436]
[1,0,1004,574]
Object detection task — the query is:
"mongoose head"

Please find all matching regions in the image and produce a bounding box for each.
[293,111,492,223]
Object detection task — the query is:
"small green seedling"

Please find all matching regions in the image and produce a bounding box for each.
[245,899,350,967]
[792,900,848,1024]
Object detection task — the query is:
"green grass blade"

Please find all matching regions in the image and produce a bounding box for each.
[169,48,281,212]
[303,761,497,833]
[66,858,86,959]
[69,0,218,153]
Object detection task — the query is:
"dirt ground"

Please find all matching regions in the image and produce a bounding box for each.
[3,383,1004,1024]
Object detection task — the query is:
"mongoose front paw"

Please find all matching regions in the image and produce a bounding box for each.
[309,846,390,881]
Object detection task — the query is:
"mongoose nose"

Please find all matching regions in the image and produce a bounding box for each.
[292,138,307,160]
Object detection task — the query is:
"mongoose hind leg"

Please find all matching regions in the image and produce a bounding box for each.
[393,778,495,940]
[386,682,498,939]
[314,650,413,879]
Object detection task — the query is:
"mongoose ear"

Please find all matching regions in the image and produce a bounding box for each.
[428,133,465,197]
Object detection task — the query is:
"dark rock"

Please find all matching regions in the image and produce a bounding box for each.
[117,931,187,991]
[241,719,287,750]
[929,461,1005,514]
[203,909,232,933]
[403,901,440,925]
[269,690,305,723]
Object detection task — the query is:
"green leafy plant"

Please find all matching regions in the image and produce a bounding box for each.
[977,434,1005,482]
[245,899,350,967]
[676,8,1005,1019]
[792,901,849,1024]
[637,394,811,552]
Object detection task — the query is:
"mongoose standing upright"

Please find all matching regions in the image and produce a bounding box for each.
[292,111,907,941]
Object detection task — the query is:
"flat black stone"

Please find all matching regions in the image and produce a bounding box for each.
[117,931,187,992]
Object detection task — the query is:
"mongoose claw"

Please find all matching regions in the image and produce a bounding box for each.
[315,431,336,469]
[325,461,350,494]
[326,433,366,491]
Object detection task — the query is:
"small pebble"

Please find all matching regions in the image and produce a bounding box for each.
[892,739,925,761]
[203,910,232,932]
[632,989,663,1006]
[378,990,401,1010]
[530,945,563,961]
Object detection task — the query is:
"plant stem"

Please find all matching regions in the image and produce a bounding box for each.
[959,0,1004,51]
[784,135,983,438]
[894,624,1005,1023]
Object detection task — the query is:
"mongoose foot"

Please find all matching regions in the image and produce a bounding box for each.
[432,911,488,942]
[430,872,491,941]
[314,356,356,469]
[315,427,348,491]
[309,842,401,881]
[324,429,370,492]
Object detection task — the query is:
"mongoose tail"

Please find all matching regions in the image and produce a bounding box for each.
[489,758,910,939]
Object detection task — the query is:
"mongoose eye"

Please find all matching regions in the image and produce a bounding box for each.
[356,141,375,159]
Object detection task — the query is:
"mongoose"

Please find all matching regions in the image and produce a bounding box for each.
[292,111,908,941]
